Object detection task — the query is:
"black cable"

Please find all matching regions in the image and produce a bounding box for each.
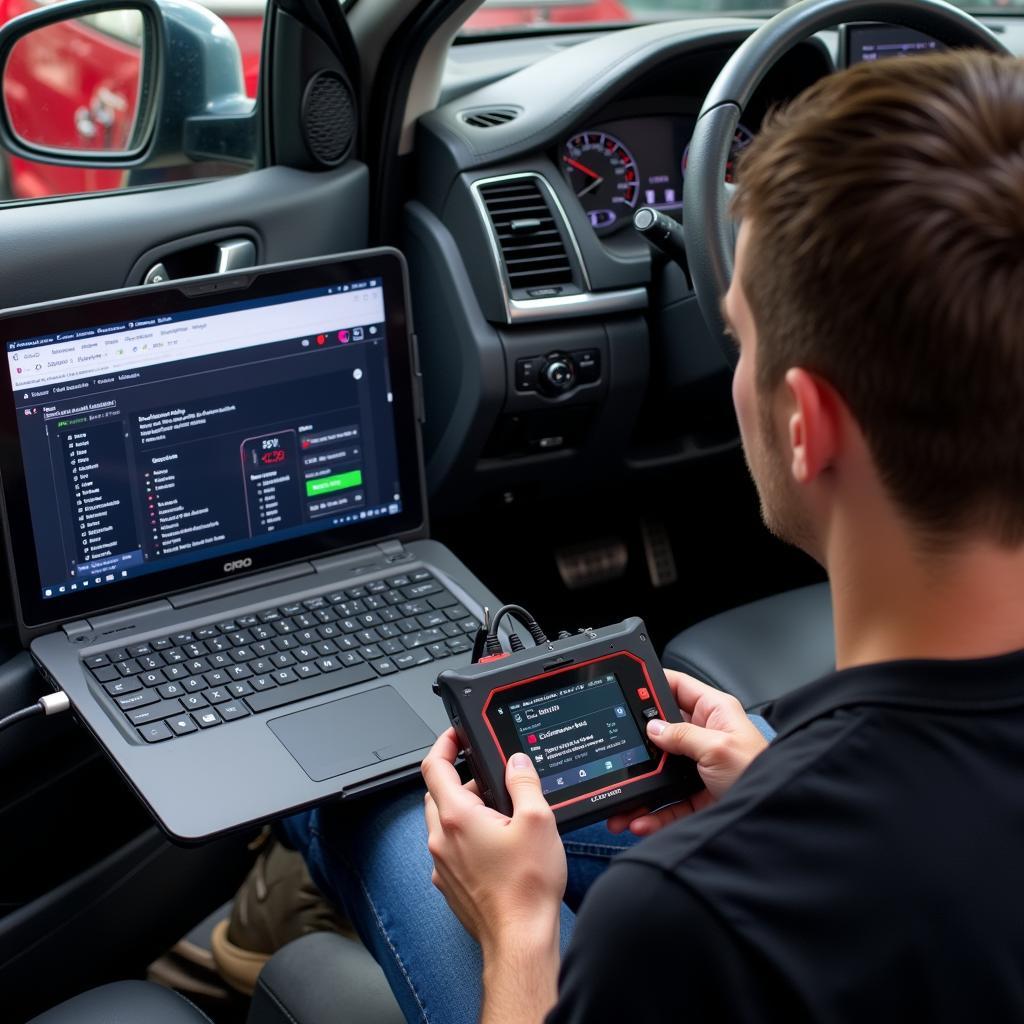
[0,703,43,734]
[487,604,550,648]
[0,692,71,734]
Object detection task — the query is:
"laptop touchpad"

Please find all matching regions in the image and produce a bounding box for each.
[268,686,436,783]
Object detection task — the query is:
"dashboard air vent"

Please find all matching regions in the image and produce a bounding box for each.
[477,177,574,291]
[461,107,519,128]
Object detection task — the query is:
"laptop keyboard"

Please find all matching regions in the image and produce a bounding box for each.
[81,570,479,744]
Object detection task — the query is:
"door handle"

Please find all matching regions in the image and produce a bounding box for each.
[143,237,256,284]
[215,238,256,273]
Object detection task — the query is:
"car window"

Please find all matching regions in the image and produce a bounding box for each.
[460,0,1022,34]
[0,0,261,204]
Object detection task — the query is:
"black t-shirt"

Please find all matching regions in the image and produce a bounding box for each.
[548,650,1024,1022]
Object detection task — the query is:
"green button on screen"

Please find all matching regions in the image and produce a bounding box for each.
[306,470,363,497]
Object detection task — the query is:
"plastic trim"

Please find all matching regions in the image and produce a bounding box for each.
[508,287,648,323]
[469,170,647,324]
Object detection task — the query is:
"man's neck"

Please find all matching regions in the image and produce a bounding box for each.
[825,512,1024,671]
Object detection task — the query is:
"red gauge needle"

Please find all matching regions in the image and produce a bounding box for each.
[563,156,600,180]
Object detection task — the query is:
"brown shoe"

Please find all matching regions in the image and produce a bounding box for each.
[210,833,356,995]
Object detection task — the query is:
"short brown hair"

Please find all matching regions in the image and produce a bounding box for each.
[734,51,1024,544]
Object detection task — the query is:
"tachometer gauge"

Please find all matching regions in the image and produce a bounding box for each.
[681,122,755,185]
[562,131,640,234]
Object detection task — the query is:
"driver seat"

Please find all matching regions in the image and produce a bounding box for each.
[661,582,834,707]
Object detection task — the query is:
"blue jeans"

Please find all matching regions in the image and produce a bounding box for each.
[281,714,775,1024]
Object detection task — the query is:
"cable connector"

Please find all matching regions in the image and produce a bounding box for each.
[40,691,71,716]
[0,690,70,735]
[525,620,549,645]
[472,608,491,663]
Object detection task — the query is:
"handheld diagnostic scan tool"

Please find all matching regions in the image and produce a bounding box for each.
[434,613,702,833]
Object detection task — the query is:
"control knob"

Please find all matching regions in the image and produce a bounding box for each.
[538,354,576,396]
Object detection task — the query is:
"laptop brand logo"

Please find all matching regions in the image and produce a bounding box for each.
[223,557,253,573]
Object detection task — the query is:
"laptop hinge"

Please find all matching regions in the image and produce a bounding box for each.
[63,599,174,643]
[312,540,412,577]
[377,539,408,560]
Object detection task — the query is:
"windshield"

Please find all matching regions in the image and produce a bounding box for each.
[461,0,1019,35]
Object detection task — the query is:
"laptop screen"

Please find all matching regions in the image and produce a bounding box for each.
[0,250,425,631]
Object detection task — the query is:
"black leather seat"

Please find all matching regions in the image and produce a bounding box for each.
[29,933,404,1024]
[27,980,212,1024]
[662,583,834,708]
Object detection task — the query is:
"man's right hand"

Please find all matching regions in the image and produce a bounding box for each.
[607,670,769,837]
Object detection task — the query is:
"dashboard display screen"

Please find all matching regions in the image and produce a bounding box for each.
[844,23,945,66]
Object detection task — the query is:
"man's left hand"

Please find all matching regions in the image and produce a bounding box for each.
[422,728,566,957]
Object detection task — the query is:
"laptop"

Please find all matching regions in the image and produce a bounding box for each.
[0,248,500,842]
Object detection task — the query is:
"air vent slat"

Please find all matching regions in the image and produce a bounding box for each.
[496,240,564,251]
[461,107,520,129]
[477,177,574,292]
[484,200,550,214]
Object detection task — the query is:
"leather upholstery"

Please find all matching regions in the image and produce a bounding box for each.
[31,935,403,1024]
[28,980,211,1024]
[662,584,834,709]
[248,932,403,1024]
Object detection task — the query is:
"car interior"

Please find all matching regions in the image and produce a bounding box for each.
[0,0,1017,1019]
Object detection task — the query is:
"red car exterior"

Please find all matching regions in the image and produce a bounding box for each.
[0,0,630,200]
[464,0,630,30]
[0,0,262,199]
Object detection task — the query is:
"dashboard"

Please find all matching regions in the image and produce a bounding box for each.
[410,16,1024,515]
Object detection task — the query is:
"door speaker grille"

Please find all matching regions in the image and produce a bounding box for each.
[301,70,355,167]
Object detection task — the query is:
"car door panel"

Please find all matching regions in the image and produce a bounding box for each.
[0,162,368,306]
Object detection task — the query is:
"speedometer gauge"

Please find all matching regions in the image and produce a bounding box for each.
[681,123,755,184]
[562,132,639,234]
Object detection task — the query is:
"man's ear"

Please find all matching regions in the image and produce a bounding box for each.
[783,368,840,485]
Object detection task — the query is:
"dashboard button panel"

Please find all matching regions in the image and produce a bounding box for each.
[571,349,600,383]
[515,357,540,391]
[515,349,601,394]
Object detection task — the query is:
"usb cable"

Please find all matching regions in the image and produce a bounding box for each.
[0,691,70,734]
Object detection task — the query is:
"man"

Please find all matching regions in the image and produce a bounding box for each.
[284,50,1024,1021]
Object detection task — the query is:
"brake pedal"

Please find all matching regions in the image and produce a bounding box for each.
[555,539,628,590]
[641,519,678,588]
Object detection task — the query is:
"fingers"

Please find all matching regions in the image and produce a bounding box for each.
[422,728,474,816]
[626,800,696,836]
[664,670,738,717]
[606,807,650,834]
[505,752,553,823]
[646,717,724,763]
[424,790,440,837]
[423,727,460,766]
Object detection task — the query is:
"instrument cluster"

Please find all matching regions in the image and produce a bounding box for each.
[560,114,754,236]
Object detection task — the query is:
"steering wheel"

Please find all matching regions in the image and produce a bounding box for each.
[682,0,1010,365]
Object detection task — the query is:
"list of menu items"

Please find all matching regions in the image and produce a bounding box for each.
[142,453,226,557]
[241,431,303,536]
[62,423,140,569]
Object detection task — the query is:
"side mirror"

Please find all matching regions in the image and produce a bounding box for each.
[0,0,158,162]
[0,0,255,171]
